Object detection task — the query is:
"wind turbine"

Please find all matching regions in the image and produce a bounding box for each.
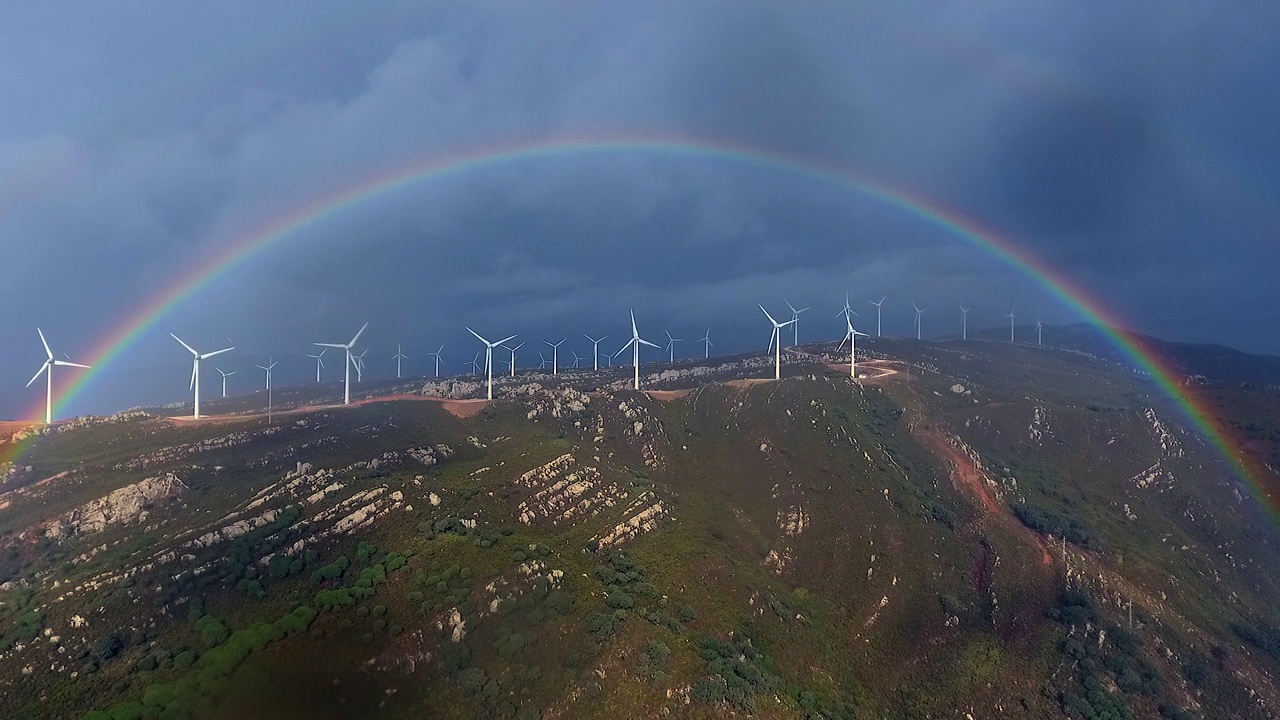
[537,352,549,370]
[467,353,483,375]
[1036,318,1043,346]
[699,329,712,359]
[760,305,796,380]
[543,338,566,376]
[571,349,584,369]
[306,348,326,382]
[171,334,234,420]
[616,309,660,391]
[584,334,608,371]
[837,292,859,322]
[503,342,525,377]
[352,350,368,382]
[217,368,236,398]
[960,306,970,341]
[867,295,886,337]
[392,344,408,379]
[784,300,810,346]
[426,345,443,378]
[256,358,278,422]
[313,321,367,406]
[663,331,682,363]
[26,329,90,424]
[836,312,869,379]
[1006,307,1016,342]
[467,328,516,400]
[912,303,926,340]
[603,349,616,368]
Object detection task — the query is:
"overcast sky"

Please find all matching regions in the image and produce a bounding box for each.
[2,1,1278,418]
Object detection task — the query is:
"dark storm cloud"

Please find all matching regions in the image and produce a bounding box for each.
[1,0,1278,418]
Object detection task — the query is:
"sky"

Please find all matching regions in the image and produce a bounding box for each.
[2,1,1278,419]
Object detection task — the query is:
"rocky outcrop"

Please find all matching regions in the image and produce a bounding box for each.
[44,473,186,538]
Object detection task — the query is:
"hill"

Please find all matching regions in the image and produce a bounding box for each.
[1,338,1278,719]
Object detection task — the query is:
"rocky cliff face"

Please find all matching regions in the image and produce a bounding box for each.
[43,473,186,538]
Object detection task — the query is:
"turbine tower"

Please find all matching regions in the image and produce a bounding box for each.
[256,358,278,422]
[912,303,926,340]
[784,300,810,346]
[426,345,443,378]
[836,313,869,379]
[603,350,616,368]
[760,305,796,380]
[171,334,234,420]
[1006,307,1016,342]
[26,329,90,424]
[663,331,682,363]
[699,329,712,359]
[960,306,970,341]
[217,368,236,398]
[868,295,886,337]
[584,334,608,371]
[503,342,525,377]
[616,309,660,391]
[467,328,517,400]
[543,338,566,376]
[306,348,326,382]
[1036,318,1043,346]
[392,344,408,379]
[313,321,368,406]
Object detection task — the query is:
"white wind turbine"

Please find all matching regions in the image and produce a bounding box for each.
[467,353,483,375]
[543,338,566,376]
[352,350,368,382]
[868,295,886,337]
[1036,318,1043,346]
[603,349,616,368]
[584,334,608,371]
[171,334,234,420]
[571,349,585,369]
[306,348,326,382]
[392,344,408,379]
[784,299,809,346]
[313,321,367,406]
[912,303,926,340]
[760,305,796,380]
[960,306,970,341]
[1006,307,1016,342]
[616,309,660,391]
[256,357,278,422]
[467,328,517,400]
[503,342,525,377]
[426,345,443,378]
[537,352,549,370]
[217,368,236,398]
[663,331,682,363]
[699,329,712,359]
[26,329,90,424]
[836,311,869,379]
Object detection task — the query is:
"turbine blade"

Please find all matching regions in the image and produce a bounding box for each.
[315,343,345,348]
[171,333,198,356]
[53,361,90,369]
[37,328,52,359]
[759,304,777,325]
[201,346,234,359]
[639,338,660,348]
[349,322,369,346]
[495,335,517,347]
[466,327,488,344]
[26,362,49,388]
[617,338,635,356]
[189,361,197,391]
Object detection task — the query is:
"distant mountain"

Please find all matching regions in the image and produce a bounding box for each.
[972,322,1280,386]
[1,340,1278,719]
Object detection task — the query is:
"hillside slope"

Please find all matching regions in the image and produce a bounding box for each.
[1,339,1278,720]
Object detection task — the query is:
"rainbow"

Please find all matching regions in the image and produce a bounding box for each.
[4,134,1275,521]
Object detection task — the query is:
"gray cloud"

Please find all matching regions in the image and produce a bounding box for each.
[1,0,1278,417]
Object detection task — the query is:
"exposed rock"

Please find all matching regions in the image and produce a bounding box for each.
[44,473,187,538]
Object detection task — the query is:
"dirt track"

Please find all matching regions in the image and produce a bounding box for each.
[166,393,488,425]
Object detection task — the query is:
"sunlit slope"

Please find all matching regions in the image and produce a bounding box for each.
[0,340,1277,719]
